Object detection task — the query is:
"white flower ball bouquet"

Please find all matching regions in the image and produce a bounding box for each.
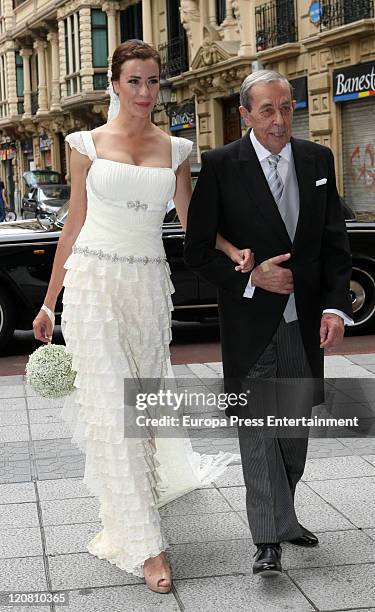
[26,343,76,399]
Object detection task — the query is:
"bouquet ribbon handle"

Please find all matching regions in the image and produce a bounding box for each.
[41,304,55,342]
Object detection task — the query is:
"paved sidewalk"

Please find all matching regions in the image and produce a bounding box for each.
[0,354,374,611]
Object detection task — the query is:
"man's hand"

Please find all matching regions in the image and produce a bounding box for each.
[320,313,345,349]
[251,253,293,294]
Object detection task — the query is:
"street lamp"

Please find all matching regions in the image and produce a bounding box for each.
[158,77,173,115]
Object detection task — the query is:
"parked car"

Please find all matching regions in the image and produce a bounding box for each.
[0,174,373,351]
[21,170,70,220]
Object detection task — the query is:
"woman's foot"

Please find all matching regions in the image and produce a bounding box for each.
[143,552,172,593]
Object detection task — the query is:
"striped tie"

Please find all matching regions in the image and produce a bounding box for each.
[267,154,283,205]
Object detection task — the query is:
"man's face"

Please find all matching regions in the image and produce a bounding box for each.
[239,81,296,154]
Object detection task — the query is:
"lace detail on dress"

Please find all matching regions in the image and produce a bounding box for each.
[72,245,166,265]
[65,132,88,157]
[178,137,193,166]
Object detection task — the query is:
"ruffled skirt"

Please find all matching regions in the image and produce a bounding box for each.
[60,251,239,577]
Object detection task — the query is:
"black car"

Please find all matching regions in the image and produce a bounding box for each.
[21,171,70,220]
[0,183,374,352]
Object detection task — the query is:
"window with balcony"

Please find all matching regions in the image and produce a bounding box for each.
[320,0,374,31]
[64,12,81,96]
[0,54,8,118]
[15,52,25,115]
[216,0,226,25]
[255,0,298,52]
[120,2,143,41]
[91,9,108,90]
[159,0,189,79]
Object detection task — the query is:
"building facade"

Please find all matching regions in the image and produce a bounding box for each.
[0,0,374,213]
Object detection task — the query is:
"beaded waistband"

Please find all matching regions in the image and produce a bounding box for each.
[72,245,167,264]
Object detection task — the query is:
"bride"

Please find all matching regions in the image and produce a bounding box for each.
[32,39,253,594]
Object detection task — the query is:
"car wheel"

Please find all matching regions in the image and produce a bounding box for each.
[348,262,375,335]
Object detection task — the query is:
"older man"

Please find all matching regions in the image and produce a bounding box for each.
[184,71,352,576]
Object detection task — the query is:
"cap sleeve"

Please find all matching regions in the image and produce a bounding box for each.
[178,137,193,165]
[65,131,92,159]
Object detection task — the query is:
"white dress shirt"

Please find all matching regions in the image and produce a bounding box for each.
[243,130,353,326]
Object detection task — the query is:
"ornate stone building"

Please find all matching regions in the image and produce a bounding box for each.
[0,0,374,212]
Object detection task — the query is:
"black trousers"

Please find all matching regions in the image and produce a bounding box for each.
[237,318,314,544]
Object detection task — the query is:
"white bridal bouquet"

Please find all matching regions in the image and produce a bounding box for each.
[26,343,76,399]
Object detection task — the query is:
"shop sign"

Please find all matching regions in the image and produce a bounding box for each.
[0,143,16,161]
[309,2,323,26]
[333,61,375,102]
[169,100,195,132]
[40,135,52,151]
[290,76,308,109]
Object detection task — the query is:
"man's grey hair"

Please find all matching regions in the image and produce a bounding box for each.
[240,70,294,111]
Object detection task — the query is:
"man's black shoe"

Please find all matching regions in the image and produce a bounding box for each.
[288,524,319,547]
[253,544,282,576]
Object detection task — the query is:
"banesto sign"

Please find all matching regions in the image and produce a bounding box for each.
[333,61,375,102]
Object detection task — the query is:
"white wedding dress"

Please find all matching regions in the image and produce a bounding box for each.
[61,131,239,578]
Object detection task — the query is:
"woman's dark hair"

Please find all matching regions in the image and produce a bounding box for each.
[111,39,161,82]
[0,181,4,190]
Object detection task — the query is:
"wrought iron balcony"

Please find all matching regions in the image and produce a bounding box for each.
[320,0,374,30]
[31,92,38,115]
[158,36,189,79]
[17,99,24,115]
[255,0,298,52]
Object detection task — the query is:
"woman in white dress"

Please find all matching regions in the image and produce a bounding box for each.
[32,40,253,594]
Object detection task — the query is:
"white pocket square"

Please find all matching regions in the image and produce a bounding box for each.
[316,178,327,186]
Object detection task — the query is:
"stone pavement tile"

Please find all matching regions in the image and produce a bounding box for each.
[174,575,314,612]
[294,482,354,532]
[218,486,245,511]
[159,488,232,517]
[36,455,85,480]
[27,396,64,410]
[0,527,43,558]
[288,564,375,610]
[0,385,25,399]
[30,423,71,440]
[347,354,375,365]
[37,478,91,500]
[0,397,27,411]
[308,476,375,528]
[32,438,81,457]
[306,447,366,459]
[302,455,375,481]
[186,364,221,378]
[361,365,375,373]
[0,375,24,386]
[0,502,39,528]
[44,522,100,555]
[0,482,35,504]
[169,539,253,579]
[48,552,142,590]
[41,497,99,525]
[25,384,39,397]
[211,464,245,488]
[0,410,28,426]
[29,408,63,425]
[54,585,180,612]
[172,364,192,375]
[0,425,30,442]
[340,438,375,453]
[282,529,375,570]
[0,459,32,484]
[0,556,47,590]
[365,529,375,540]
[0,440,31,461]
[163,511,250,544]
[362,455,375,466]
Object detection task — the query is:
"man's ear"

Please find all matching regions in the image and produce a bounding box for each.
[239,105,252,128]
